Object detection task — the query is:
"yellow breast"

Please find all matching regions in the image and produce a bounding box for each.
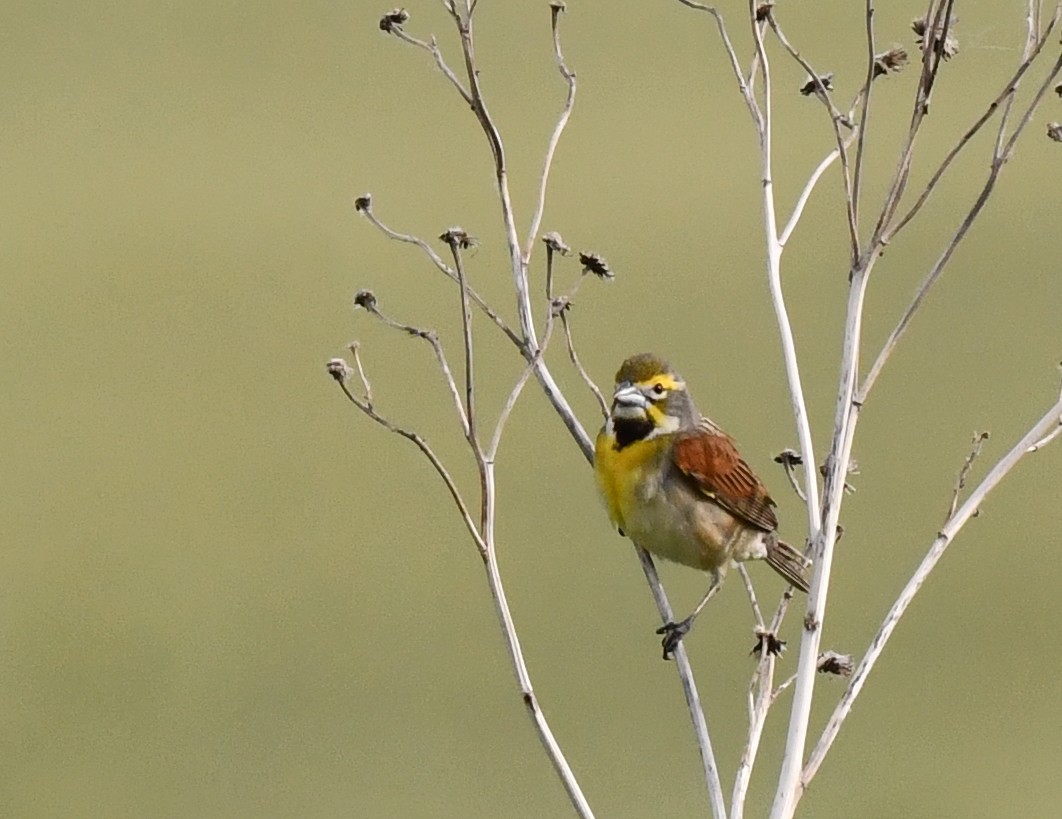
[594,428,671,531]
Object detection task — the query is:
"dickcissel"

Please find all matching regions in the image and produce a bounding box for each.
[594,353,810,659]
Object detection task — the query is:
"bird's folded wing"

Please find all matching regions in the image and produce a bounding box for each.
[671,421,778,532]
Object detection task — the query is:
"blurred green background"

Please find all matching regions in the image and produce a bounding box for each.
[3,1,1061,817]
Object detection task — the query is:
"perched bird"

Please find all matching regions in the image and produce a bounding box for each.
[594,353,810,659]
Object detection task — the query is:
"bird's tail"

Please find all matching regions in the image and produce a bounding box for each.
[765,539,811,593]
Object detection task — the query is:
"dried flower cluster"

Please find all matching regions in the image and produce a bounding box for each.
[912,14,959,60]
[579,251,613,280]
[379,8,409,34]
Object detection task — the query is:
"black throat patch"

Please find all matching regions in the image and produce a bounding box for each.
[613,418,655,450]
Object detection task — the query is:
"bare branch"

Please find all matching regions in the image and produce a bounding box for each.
[737,564,765,631]
[869,0,958,248]
[1028,364,1062,452]
[354,290,470,437]
[766,11,859,259]
[779,133,858,248]
[356,197,521,347]
[747,3,823,536]
[523,2,578,264]
[633,545,728,819]
[883,8,1061,243]
[327,357,484,552]
[559,309,609,421]
[946,431,990,521]
[675,0,764,128]
[773,449,808,503]
[850,1,877,225]
[803,394,1062,789]
[383,17,473,105]
[442,228,479,442]
[860,49,1062,403]
[347,341,373,407]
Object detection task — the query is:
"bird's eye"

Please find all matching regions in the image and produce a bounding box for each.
[651,383,666,396]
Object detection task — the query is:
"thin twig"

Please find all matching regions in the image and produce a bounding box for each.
[329,361,484,552]
[869,0,957,250]
[356,294,470,437]
[850,0,877,226]
[445,235,478,441]
[1028,364,1062,452]
[675,0,763,127]
[732,648,775,819]
[947,432,990,521]
[860,49,1062,403]
[387,27,473,104]
[802,395,1062,790]
[748,1,823,536]
[356,201,520,347]
[779,133,858,248]
[560,310,609,420]
[523,2,577,264]
[766,11,859,259]
[347,341,373,407]
[737,564,765,630]
[634,546,728,819]
[882,7,1061,243]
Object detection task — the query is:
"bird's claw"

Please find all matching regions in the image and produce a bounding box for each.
[655,620,691,661]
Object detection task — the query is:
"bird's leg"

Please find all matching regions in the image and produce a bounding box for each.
[656,571,722,660]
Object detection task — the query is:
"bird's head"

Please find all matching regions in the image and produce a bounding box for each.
[609,353,698,446]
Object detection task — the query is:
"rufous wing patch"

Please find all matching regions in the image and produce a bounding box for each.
[672,424,778,532]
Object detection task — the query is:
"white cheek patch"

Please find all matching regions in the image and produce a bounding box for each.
[643,413,681,440]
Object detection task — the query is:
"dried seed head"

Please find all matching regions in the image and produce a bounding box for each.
[439,226,478,250]
[873,47,909,78]
[326,358,354,383]
[755,2,774,22]
[354,289,378,311]
[550,0,566,11]
[1048,122,1062,143]
[751,629,787,657]
[550,296,572,317]
[379,8,410,33]
[1055,83,1062,98]
[817,651,854,677]
[579,251,614,280]
[354,193,372,213]
[773,448,804,467]
[912,14,959,60]
[799,73,834,97]
[542,231,572,256]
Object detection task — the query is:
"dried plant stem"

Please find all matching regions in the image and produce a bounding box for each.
[771,260,874,818]
[732,650,776,819]
[523,2,577,263]
[883,6,1061,243]
[440,3,721,811]
[766,12,859,258]
[560,311,609,420]
[850,0,876,224]
[333,377,483,553]
[748,3,822,538]
[779,134,858,248]
[860,49,1062,403]
[801,396,1062,792]
[478,459,596,819]
[632,545,727,819]
[358,204,520,347]
[870,0,956,246]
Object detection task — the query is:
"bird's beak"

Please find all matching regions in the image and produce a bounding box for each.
[611,383,648,420]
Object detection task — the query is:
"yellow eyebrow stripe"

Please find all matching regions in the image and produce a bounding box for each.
[637,374,685,391]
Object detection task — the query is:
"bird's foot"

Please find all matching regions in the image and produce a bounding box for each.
[656,618,693,661]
